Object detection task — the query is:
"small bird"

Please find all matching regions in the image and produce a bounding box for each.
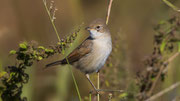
[46,18,112,91]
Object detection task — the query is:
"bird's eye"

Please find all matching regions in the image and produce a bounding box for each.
[96,26,101,29]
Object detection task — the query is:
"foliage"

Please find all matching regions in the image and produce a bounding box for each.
[136,16,180,100]
[1,0,180,100]
[0,30,79,101]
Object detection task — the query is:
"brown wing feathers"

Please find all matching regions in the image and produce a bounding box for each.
[46,39,92,67]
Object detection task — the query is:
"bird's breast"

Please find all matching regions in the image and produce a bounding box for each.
[76,37,112,74]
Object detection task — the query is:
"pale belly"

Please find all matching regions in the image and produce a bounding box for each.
[74,39,112,74]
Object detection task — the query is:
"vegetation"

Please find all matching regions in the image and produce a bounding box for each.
[0,0,180,101]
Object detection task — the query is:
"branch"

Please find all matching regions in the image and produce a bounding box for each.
[43,0,61,41]
[98,89,124,92]
[163,52,180,73]
[96,0,114,100]
[147,52,180,96]
[43,1,82,100]
[162,0,180,12]
[146,82,180,101]
[106,0,113,25]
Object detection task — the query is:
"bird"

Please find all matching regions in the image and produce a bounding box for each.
[46,18,112,92]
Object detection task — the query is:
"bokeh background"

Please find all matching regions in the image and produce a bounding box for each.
[1,0,180,101]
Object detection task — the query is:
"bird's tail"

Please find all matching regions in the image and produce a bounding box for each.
[45,60,62,68]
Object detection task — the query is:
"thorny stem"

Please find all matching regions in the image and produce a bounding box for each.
[147,52,180,96]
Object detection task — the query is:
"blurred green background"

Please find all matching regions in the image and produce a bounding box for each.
[1,0,180,101]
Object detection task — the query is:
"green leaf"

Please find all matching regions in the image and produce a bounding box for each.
[19,42,27,49]
[7,72,15,82]
[38,46,45,50]
[45,49,54,53]
[62,48,65,54]
[34,54,37,59]
[105,80,110,87]
[57,42,61,45]
[108,63,113,67]
[159,20,166,25]
[151,77,155,81]
[0,71,7,79]
[119,93,128,98]
[33,50,38,55]
[9,50,16,55]
[37,56,43,61]
[49,49,54,53]
[160,40,166,53]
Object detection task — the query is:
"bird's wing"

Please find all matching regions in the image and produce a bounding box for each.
[46,38,93,68]
[60,39,93,64]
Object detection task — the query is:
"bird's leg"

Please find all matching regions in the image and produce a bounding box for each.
[85,74,99,94]
[96,71,124,93]
[86,73,124,93]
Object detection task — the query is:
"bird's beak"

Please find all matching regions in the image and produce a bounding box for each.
[85,27,91,31]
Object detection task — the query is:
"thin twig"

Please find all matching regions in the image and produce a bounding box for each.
[166,52,180,63]
[89,92,92,101]
[163,52,180,73]
[95,0,114,100]
[97,72,100,101]
[65,58,82,101]
[98,89,124,92]
[147,52,180,96]
[43,1,82,101]
[106,0,113,25]
[43,0,61,41]
[162,0,180,12]
[89,89,124,94]
[146,82,180,101]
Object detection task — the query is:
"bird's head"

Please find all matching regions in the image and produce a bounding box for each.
[86,19,110,39]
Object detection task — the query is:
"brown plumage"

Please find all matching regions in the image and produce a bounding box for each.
[46,18,112,92]
[46,38,93,67]
[46,18,112,74]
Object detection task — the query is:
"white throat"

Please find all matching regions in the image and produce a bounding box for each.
[89,30,104,39]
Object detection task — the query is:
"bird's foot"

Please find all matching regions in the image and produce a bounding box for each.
[90,89,124,95]
[91,89,124,94]
[90,89,100,95]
